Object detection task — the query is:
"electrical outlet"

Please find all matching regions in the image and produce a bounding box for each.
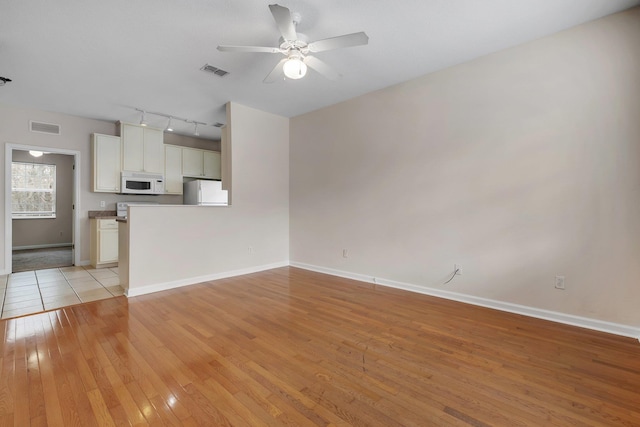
[100,201,105,208]
[248,246,254,254]
[555,275,565,290]
[343,249,348,258]
[455,264,462,275]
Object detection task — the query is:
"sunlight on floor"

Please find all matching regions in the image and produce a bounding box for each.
[0,266,124,319]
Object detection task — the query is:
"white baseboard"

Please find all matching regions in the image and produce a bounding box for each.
[125,261,290,298]
[290,261,640,341]
[13,243,72,251]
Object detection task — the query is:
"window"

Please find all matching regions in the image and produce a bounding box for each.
[12,162,56,219]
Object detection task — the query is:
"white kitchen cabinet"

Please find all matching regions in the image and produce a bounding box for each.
[90,218,119,268]
[182,147,221,179]
[120,123,164,174]
[203,150,221,179]
[164,144,183,194]
[182,147,203,177]
[91,133,121,193]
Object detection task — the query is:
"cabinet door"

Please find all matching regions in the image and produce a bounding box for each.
[182,148,204,177]
[143,127,165,174]
[92,134,121,192]
[99,229,119,263]
[121,124,144,171]
[203,151,221,179]
[164,145,183,194]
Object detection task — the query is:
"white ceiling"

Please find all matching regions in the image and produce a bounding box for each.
[1,0,638,140]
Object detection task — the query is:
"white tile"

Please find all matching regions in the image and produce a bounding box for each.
[106,286,125,296]
[43,295,81,310]
[90,270,118,280]
[1,306,44,319]
[2,299,43,312]
[38,279,71,288]
[39,287,77,298]
[62,270,92,280]
[77,289,113,302]
[68,277,100,287]
[98,277,121,287]
[7,277,37,287]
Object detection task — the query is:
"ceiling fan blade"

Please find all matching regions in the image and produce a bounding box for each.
[217,45,283,54]
[269,4,297,41]
[307,32,369,53]
[304,56,341,80]
[263,58,288,83]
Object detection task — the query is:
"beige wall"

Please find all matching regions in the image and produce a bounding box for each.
[290,8,640,325]
[162,132,220,152]
[12,150,74,248]
[125,102,289,292]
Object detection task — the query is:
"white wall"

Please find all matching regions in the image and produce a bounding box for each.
[0,105,115,271]
[125,102,289,292]
[290,8,640,326]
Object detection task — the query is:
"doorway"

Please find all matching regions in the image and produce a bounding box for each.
[4,144,81,274]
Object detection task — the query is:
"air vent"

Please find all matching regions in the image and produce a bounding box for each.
[200,64,229,77]
[30,121,61,135]
[213,122,225,128]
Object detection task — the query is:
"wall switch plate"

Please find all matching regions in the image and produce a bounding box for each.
[555,275,565,290]
[343,249,348,258]
[100,201,105,208]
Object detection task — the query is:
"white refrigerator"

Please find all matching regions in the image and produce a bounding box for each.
[183,180,228,206]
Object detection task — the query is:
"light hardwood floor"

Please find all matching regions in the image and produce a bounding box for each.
[1,267,639,426]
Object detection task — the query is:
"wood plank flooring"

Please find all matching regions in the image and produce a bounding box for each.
[1,266,639,426]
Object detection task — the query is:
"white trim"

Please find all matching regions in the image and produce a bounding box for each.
[13,243,72,251]
[290,261,640,341]
[125,261,289,298]
[4,143,81,275]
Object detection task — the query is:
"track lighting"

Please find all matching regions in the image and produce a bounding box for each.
[133,108,222,136]
[139,110,148,127]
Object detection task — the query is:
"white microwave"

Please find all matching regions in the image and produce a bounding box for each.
[120,171,164,195]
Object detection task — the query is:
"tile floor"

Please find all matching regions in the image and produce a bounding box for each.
[0,266,124,319]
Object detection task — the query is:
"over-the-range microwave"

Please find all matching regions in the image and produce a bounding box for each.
[120,171,164,195]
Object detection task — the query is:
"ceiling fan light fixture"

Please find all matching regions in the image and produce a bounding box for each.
[283,57,307,79]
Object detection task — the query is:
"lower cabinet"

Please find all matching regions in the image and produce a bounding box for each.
[90,218,119,268]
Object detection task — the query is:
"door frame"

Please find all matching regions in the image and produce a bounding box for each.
[4,143,81,274]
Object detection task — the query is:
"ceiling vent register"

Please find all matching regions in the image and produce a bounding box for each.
[29,121,61,135]
[200,64,229,77]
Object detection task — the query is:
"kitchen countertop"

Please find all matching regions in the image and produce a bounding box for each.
[88,210,117,218]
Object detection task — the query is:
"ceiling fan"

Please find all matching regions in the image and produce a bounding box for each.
[217,4,368,83]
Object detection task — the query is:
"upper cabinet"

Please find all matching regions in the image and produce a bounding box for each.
[91,133,121,193]
[119,123,164,174]
[164,145,183,194]
[182,147,221,180]
[203,151,221,180]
